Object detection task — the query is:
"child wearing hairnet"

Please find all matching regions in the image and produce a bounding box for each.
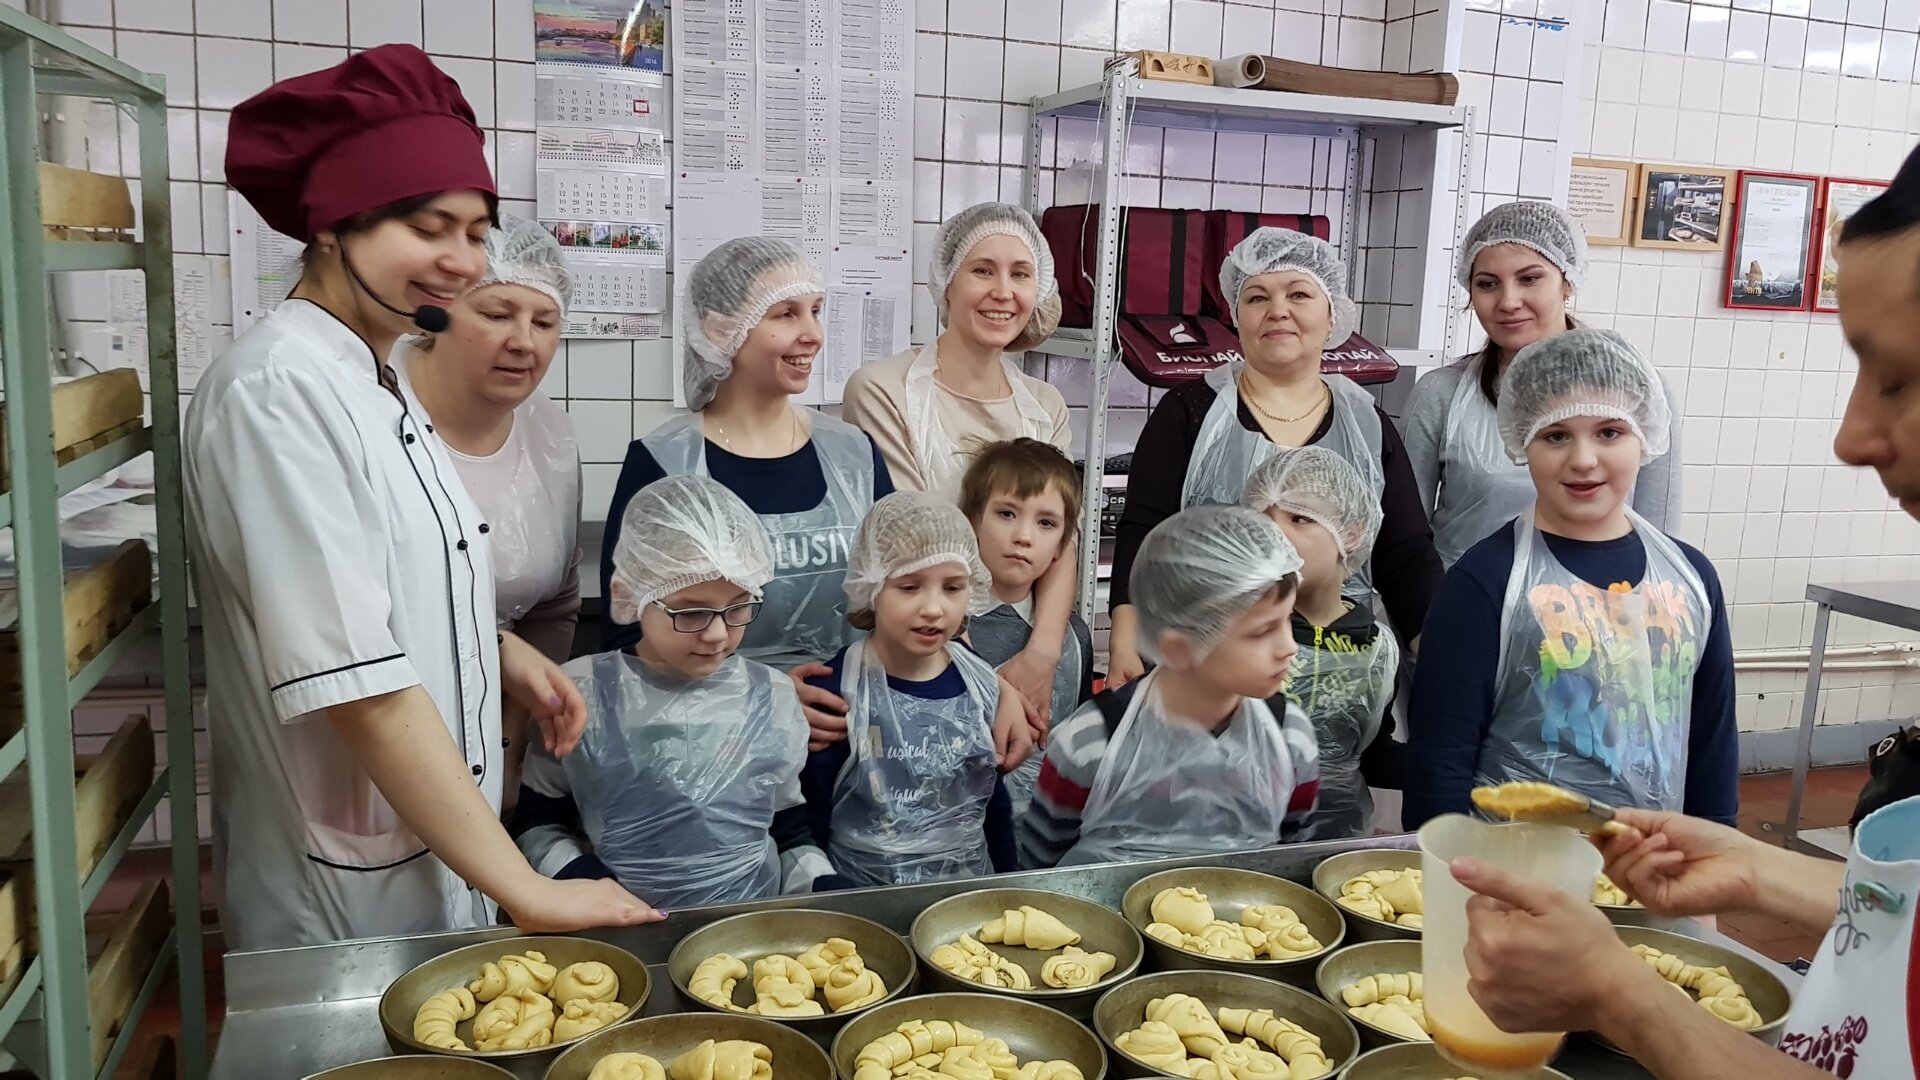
[1242,447,1401,839]
[799,492,1031,888]
[1404,328,1737,830]
[1018,505,1321,868]
[511,475,830,908]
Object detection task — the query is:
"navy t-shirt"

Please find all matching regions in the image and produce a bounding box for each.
[1404,521,1739,829]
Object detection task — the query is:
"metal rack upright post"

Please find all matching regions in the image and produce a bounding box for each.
[0,7,209,1078]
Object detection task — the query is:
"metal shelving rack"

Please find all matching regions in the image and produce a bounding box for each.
[0,8,208,1079]
[1024,73,1474,620]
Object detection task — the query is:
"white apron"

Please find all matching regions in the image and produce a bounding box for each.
[1431,357,1535,569]
[904,345,1054,501]
[1777,793,1920,1075]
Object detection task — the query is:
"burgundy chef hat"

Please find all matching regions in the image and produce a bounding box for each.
[226,44,495,242]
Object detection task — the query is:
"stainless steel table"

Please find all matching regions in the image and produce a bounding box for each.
[208,834,1798,1080]
[1780,580,1920,858]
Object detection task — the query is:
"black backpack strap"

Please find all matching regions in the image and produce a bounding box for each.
[1092,680,1141,737]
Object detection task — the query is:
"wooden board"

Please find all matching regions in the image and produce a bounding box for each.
[0,871,23,1002]
[1130,50,1214,84]
[0,539,153,696]
[88,877,170,1068]
[0,370,145,492]
[38,163,135,232]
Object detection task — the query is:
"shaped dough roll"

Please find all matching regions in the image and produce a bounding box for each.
[1261,923,1321,958]
[691,954,750,1010]
[1689,966,1746,1001]
[1192,923,1259,961]
[1393,913,1423,929]
[1146,993,1231,1058]
[1114,1020,1189,1070]
[753,954,818,999]
[1339,973,1422,1007]
[413,986,476,1052]
[1150,888,1216,936]
[824,954,889,1011]
[799,938,861,987]
[752,974,826,1016]
[936,1045,995,1080]
[1375,873,1423,918]
[980,907,1081,950]
[590,1054,668,1080]
[553,961,621,1005]
[1207,1040,1289,1080]
[1699,994,1765,1030]
[1349,1001,1430,1042]
[554,999,630,1041]
[473,987,556,1052]
[1333,894,1391,922]
[1145,923,1189,948]
[501,951,558,993]
[671,1039,774,1080]
[1218,1009,1331,1069]
[1040,946,1118,988]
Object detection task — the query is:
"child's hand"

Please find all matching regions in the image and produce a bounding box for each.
[789,663,849,751]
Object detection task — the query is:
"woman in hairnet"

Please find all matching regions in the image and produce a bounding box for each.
[1242,447,1400,838]
[1403,328,1736,830]
[1403,201,1683,569]
[600,238,894,747]
[841,202,1077,732]
[1107,228,1442,687]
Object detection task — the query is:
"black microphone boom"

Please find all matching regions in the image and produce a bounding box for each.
[339,245,452,333]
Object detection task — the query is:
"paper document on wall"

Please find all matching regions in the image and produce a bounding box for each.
[106,255,225,391]
[823,286,909,400]
[228,192,304,334]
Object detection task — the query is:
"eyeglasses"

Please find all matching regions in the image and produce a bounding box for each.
[651,599,762,633]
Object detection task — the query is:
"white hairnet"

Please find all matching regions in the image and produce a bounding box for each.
[1457,200,1588,290]
[1496,327,1671,464]
[608,474,776,623]
[843,491,995,617]
[1241,445,1383,569]
[479,214,574,313]
[1219,227,1359,345]
[1131,505,1304,667]
[929,202,1062,352]
[683,237,825,411]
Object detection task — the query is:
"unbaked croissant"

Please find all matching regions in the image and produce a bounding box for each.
[671,1039,774,1080]
[1114,1020,1189,1070]
[554,999,630,1041]
[1040,946,1117,988]
[1218,1009,1331,1073]
[501,951,558,994]
[590,1053,668,1080]
[1376,873,1423,917]
[1192,923,1260,961]
[553,960,621,1005]
[1208,1039,1289,1080]
[690,953,750,1010]
[754,954,817,999]
[1144,922,1190,947]
[799,937,860,987]
[980,906,1081,950]
[752,974,827,1016]
[412,986,476,1051]
[1146,993,1231,1058]
[473,986,556,1051]
[1340,973,1422,1007]
[1011,1062,1083,1080]
[935,1044,996,1080]
[1349,1001,1430,1041]
[824,954,889,1011]
[1150,887,1216,936]
[857,1019,987,1080]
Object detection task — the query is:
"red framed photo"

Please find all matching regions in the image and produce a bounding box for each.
[1810,176,1890,313]
[1723,170,1819,312]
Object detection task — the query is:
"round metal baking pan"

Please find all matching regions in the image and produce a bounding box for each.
[1310,851,1423,943]
[1120,866,1345,985]
[543,1011,836,1080]
[303,1056,519,1079]
[1311,941,1425,1050]
[1336,1042,1572,1079]
[911,887,1143,1018]
[1091,968,1359,1080]
[666,908,915,1037]
[830,991,1108,1080]
[1588,926,1794,1053]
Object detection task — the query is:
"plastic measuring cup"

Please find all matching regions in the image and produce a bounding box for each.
[1418,814,1602,1077]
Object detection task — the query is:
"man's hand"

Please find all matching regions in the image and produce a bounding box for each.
[1598,808,1768,919]
[999,643,1061,729]
[499,630,586,756]
[1453,856,1650,1034]
[789,662,849,751]
[502,874,667,931]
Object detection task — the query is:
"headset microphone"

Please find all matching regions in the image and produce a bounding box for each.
[339,244,452,333]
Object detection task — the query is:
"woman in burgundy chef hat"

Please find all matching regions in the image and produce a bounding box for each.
[185,44,659,950]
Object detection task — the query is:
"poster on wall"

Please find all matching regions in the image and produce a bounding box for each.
[1811,177,1890,313]
[1633,165,1735,251]
[1724,171,1818,312]
[1567,158,1635,247]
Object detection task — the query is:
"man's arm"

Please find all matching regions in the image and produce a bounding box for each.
[1598,963,1830,1080]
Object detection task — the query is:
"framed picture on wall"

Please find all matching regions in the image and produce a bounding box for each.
[1568,158,1637,246]
[1724,171,1819,312]
[1810,177,1890,312]
[1633,164,1736,250]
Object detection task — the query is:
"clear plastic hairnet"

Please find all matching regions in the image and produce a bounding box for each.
[607,474,777,623]
[1130,505,1304,667]
[842,491,995,617]
[682,237,825,411]
[1240,445,1384,569]
[477,213,575,314]
[1219,227,1359,345]
[929,202,1063,352]
[1496,327,1671,465]
[1456,200,1589,290]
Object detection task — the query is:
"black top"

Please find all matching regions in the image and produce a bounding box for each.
[1109,378,1442,644]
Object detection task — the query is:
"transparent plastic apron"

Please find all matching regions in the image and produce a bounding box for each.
[904,345,1054,502]
[1778,794,1920,1075]
[1432,357,1534,569]
[1480,508,1709,812]
[1181,363,1385,599]
[829,640,1001,887]
[644,411,874,669]
[1064,669,1296,866]
[1279,623,1400,838]
[562,651,806,908]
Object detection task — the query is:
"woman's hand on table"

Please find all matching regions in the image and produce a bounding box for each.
[500,630,587,757]
[503,874,667,931]
[790,662,849,751]
[1597,808,1767,919]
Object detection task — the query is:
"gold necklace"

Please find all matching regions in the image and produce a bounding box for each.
[1241,375,1330,425]
[713,406,800,455]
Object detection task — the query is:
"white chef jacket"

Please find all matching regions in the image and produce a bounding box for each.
[184,299,503,952]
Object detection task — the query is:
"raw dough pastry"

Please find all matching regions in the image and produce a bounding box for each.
[980,906,1081,950]
[671,1039,774,1080]
[553,999,630,1041]
[1114,1020,1188,1071]
[799,938,861,987]
[1701,994,1765,1029]
[554,960,621,1005]
[754,955,818,999]
[1149,887,1216,936]
[1146,993,1231,1057]
[590,1053,669,1080]
[1348,1001,1429,1042]
[1218,1008,1331,1080]
[752,953,825,1017]
[1039,946,1117,988]
[824,953,890,1011]
[1336,869,1424,928]
[472,986,556,1052]
[935,1040,1016,1080]
[691,953,751,1011]
[1144,923,1190,948]
[469,950,557,1001]
[1208,1040,1288,1080]
[1195,922,1261,961]
[412,986,476,1052]
[854,1019,987,1080]
[931,934,1032,990]
[1592,874,1636,906]
[1628,944,1765,1031]
[1339,973,1422,1007]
